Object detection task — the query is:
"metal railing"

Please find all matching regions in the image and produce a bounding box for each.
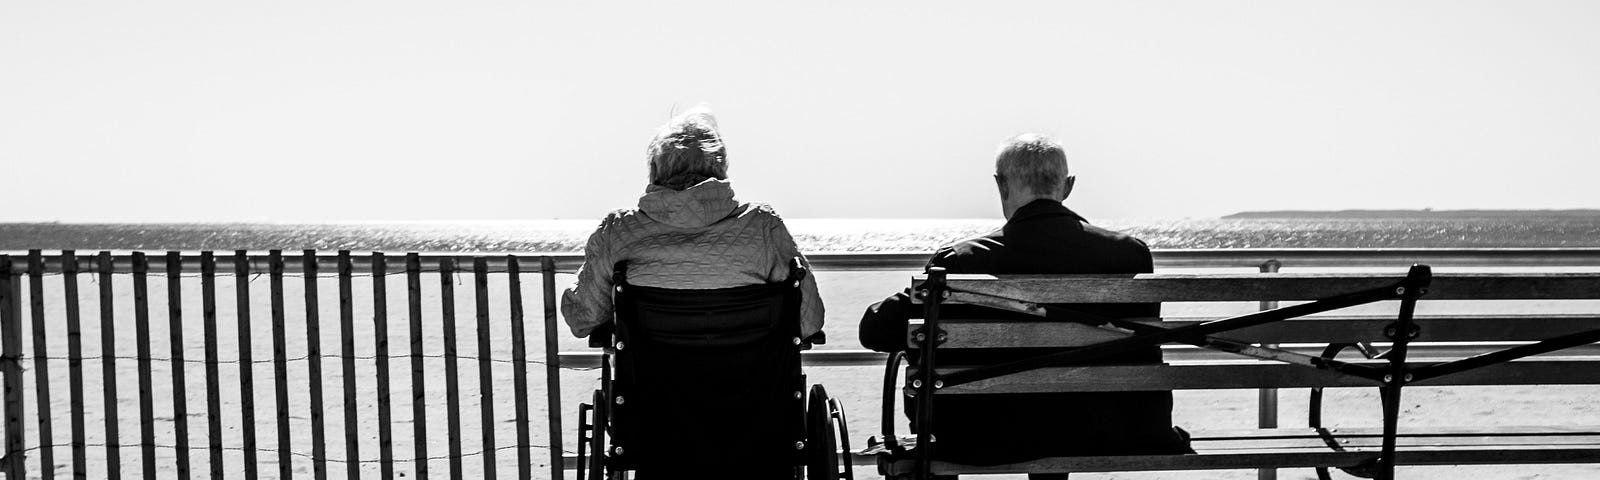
[0,250,553,480]
[6,248,1600,479]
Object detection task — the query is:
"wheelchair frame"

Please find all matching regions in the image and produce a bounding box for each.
[574,259,852,480]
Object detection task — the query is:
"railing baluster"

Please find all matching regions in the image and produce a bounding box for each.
[62,251,87,480]
[97,252,122,480]
[1,255,23,480]
[540,256,562,480]
[132,253,157,479]
[439,258,464,480]
[372,253,395,480]
[1256,260,1281,480]
[234,251,260,480]
[202,252,225,479]
[269,251,292,480]
[337,251,360,480]
[406,254,429,480]
[304,250,328,480]
[472,258,496,479]
[167,252,192,480]
[25,251,55,480]
[507,256,531,480]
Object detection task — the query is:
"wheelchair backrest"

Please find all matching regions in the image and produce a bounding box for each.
[602,259,810,474]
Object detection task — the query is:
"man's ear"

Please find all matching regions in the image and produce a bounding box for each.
[1061,175,1076,200]
[994,174,1010,201]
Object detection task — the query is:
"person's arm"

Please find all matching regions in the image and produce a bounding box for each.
[559,214,618,338]
[769,218,825,338]
[859,290,914,353]
[858,248,959,353]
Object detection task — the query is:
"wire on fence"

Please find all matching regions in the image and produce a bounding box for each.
[9,441,558,463]
[18,271,572,280]
[16,353,549,366]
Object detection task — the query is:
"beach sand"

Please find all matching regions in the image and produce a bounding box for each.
[7,268,1600,479]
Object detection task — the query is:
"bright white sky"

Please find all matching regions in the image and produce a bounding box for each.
[3,1,1597,222]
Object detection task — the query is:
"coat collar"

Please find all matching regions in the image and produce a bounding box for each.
[1008,199,1086,226]
[637,178,740,228]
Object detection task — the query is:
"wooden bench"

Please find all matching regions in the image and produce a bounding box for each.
[861,265,1600,479]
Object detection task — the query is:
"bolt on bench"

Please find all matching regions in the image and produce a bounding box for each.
[861,265,1600,480]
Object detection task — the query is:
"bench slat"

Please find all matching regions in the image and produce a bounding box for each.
[918,273,1600,302]
[1196,433,1600,451]
[555,344,1600,368]
[910,315,1600,349]
[898,448,1600,474]
[920,358,1600,393]
[869,426,1600,474]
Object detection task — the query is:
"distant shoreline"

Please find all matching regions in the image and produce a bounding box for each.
[1223,209,1600,220]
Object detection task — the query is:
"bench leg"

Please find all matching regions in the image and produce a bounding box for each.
[1376,333,1414,479]
[913,270,948,480]
[1375,267,1427,480]
[1377,385,1401,480]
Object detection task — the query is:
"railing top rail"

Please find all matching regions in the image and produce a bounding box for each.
[1149,248,1600,268]
[5,248,1600,274]
[921,271,1600,302]
[0,251,565,274]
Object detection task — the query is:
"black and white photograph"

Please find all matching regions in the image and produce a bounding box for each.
[4,1,1600,479]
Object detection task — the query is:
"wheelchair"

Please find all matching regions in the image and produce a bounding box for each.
[576,259,853,480]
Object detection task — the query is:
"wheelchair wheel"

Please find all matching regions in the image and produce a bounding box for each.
[828,396,853,480]
[806,384,852,480]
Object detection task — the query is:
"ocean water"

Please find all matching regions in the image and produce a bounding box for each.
[5,215,1600,252]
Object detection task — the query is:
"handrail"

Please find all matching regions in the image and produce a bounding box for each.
[8,248,1600,274]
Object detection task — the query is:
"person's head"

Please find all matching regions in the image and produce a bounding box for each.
[646,105,728,190]
[993,134,1075,219]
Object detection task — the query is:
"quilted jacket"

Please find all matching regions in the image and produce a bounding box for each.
[560,178,825,338]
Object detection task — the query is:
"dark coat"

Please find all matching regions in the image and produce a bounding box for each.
[859,200,1191,464]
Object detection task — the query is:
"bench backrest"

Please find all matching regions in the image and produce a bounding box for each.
[908,271,1600,394]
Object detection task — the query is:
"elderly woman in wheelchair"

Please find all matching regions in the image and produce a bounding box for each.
[562,106,850,480]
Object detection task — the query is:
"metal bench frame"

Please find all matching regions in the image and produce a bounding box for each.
[882,264,1600,480]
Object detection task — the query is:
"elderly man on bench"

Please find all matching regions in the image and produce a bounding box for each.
[858,134,1192,479]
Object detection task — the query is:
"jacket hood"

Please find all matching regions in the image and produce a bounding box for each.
[637,178,741,228]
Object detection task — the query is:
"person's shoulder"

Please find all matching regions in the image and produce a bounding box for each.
[942,234,1004,257]
[589,208,657,236]
[1082,222,1148,246]
[929,229,1005,270]
[735,201,789,227]
[743,201,779,218]
[596,208,640,226]
[1080,222,1153,257]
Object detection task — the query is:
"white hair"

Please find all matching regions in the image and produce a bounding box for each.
[646,106,728,190]
[995,133,1069,196]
